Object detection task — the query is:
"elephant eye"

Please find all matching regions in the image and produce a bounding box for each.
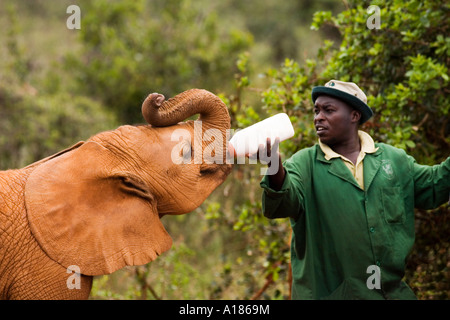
[179,142,192,163]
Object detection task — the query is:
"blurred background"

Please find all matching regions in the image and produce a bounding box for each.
[0,0,448,299]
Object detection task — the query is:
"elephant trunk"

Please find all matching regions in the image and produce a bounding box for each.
[141,89,230,131]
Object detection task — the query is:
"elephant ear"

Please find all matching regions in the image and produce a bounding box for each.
[25,141,172,276]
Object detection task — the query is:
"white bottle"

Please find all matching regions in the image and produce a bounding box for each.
[229,113,295,157]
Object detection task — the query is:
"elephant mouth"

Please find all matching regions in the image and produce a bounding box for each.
[200,162,232,176]
[200,164,220,175]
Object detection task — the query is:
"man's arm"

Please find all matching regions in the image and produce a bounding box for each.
[263,138,285,190]
[259,138,304,220]
[412,155,450,209]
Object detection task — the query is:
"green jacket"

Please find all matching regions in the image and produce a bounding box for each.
[260,143,450,300]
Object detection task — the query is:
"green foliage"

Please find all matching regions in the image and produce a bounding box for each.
[262,59,318,157]
[4,4,31,83]
[91,242,200,300]
[219,0,342,63]
[311,0,449,163]
[407,207,450,300]
[0,84,117,169]
[203,197,291,300]
[65,0,254,123]
[0,1,118,169]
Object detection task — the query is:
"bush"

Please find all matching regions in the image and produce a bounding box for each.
[65,0,254,123]
[0,84,117,169]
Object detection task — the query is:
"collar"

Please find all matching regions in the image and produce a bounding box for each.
[319,130,379,161]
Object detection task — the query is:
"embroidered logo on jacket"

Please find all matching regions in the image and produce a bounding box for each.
[380,160,395,180]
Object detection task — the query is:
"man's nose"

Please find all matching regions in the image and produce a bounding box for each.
[314,111,325,122]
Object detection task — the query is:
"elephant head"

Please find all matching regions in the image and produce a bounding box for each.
[24,89,232,277]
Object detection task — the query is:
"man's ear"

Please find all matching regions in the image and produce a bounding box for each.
[25,141,172,276]
[351,110,362,124]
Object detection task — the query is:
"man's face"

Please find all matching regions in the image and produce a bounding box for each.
[313,95,360,146]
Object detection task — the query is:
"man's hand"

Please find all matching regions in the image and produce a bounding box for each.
[256,137,286,190]
[228,137,286,189]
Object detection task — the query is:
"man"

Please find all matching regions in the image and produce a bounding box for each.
[259,80,450,299]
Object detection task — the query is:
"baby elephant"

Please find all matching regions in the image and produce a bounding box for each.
[0,89,232,299]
